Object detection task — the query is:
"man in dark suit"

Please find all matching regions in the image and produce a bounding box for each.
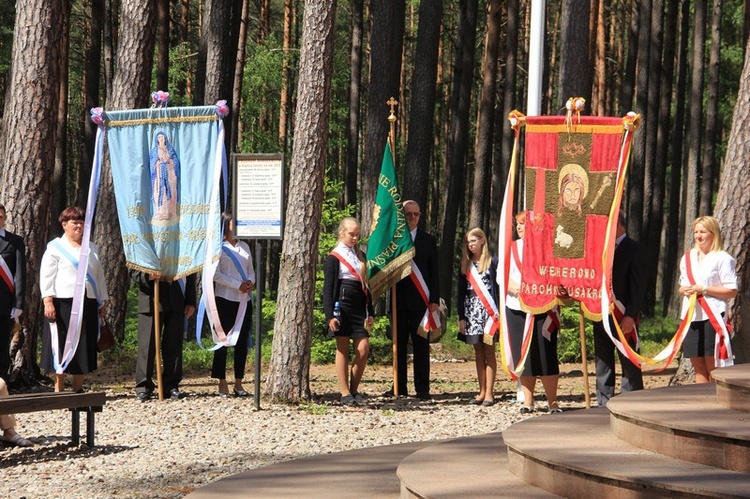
[593,210,646,405]
[132,271,196,401]
[0,204,25,381]
[388,200,440,401]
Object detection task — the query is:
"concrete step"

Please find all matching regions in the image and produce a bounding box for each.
[397,432,557,498]
[713,364,750,412]
[503,408,750,498]
[607,383,750,473]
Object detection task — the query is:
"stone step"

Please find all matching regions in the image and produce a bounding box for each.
[397,432,557,498]
[607,383,750,473]
[713,364,750,412]
[503,408,750,498]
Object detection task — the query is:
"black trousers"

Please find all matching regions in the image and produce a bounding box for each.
[136,309,184,394]
[0,316,12,381]
[395,308,430,396]
[211,296,252,380]
[593,320,643,406]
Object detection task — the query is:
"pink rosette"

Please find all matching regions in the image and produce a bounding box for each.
[215,100,229,118]
[151,90,170,106]
[90,107,105,125]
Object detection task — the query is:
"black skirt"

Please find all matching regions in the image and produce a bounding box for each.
[682,318,722,358]
[506,307,559,377]
[329,280,370,339]
[41,297,99,375]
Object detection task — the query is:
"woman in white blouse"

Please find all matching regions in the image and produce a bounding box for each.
[678,216,738,383]
[40,207,108,392]
[212,212,255,397]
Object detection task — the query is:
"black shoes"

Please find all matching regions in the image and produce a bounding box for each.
[233,388,250,397]
[416,393,433,403]
[136,392,152,402]
[170,388,185,400]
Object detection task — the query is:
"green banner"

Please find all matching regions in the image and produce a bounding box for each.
[366,141,415,300]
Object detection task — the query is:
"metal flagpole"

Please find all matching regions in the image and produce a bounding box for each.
[527,0,546,117]
[254,240,263,410]
[154,280,165,401]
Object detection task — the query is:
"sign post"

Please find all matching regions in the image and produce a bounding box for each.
[233,154,284,409]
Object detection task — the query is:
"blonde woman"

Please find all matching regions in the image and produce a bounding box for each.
[457,228,499,406]
[322,218,374,405]
[678,216,737,383]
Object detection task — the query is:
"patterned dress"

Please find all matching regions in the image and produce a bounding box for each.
[462,262,492,344]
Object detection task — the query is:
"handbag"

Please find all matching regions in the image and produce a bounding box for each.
[97,321,115,352]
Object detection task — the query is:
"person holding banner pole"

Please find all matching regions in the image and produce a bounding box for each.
[678,216,737,383]
[40,207,108,392]
[132,272,196,401]
[0,204,25,381]
[457,228,499,406]
[211,211,255,398]
[323,218,374,405]
[385,201,439,402]
[593,210,645,405]
[506,212,562,414]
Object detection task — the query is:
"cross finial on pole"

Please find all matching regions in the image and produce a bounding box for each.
[387,97,398,148]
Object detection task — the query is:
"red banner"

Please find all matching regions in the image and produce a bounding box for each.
[520,116,625,319]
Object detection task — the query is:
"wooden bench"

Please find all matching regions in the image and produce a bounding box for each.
[0,391,107,447]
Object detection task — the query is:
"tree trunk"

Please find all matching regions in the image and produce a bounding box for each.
[699,0,722,216]
[344,0,364,208]
[489,0,519,248]
[0,0,65,383]
[51,0,71,239]
[683,0,706,249]
[663,0,690,317]
[621,0,639,112]
[265,0,337,402]
[230,0,250,156]
[79,0,104,208]
[96,0,157,341]
[469,0,500,233]
[156,0,170,92]
[361,0,406,235]
[103,0,120,102]
[440,0,478,312]
[591,0,606,115]
[641,0,662,246]
[279,0,294,157]
[403,0,443,210]
[713,35,750,364]
[558,0,592,109]
[648,0,679,310]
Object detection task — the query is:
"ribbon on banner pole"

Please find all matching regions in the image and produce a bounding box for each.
[497,111,525,379]
[50,120,104,374]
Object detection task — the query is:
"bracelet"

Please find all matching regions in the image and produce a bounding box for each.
[702,286,708,296]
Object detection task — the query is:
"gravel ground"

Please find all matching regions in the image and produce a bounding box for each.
[1,358,672,498]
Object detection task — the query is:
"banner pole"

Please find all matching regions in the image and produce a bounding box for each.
[154,280,165,401]
[391,284,399,396]
[579,304,590,408]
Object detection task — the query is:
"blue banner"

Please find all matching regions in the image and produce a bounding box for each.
[104,105,224,280]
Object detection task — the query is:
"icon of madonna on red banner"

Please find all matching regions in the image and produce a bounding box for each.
[519,116,633,320]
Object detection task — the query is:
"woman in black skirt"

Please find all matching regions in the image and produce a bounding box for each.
[40,207,108,392]
[322,218,374,405]
[678,216,737,383]
[505,211,562,414]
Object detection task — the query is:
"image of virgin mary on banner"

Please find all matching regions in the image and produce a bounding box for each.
[96,100,226,280]
[520,115,633,320]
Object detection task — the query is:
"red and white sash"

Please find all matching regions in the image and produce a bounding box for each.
[466,264,499,341]
[330,247,371,311]
[0,254,14,294]
[409,261,440,332]
[612,299,639,348]
[685,250,733,367]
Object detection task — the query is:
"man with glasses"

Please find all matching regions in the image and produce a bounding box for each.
[0,204,25,381]
[386,200,440,401]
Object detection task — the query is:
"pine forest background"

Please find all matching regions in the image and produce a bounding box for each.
[1,0,750,400]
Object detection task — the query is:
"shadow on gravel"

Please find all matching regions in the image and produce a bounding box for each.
[0,441,132,468]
